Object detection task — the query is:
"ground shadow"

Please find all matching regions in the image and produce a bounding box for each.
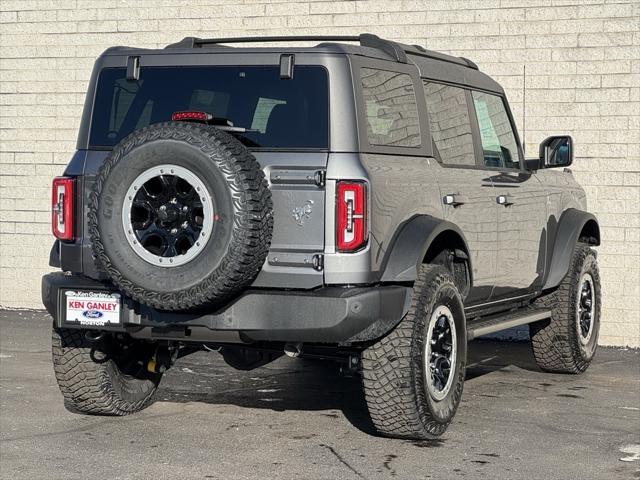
[159,354,379,436]
[465,339,541,380]
[158,339,540,437]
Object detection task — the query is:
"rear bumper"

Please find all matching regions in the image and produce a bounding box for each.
[42,272,410,344]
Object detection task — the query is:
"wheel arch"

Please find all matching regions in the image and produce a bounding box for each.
[543,208,600,290]
[579,218,600,246]
[380,215,472,296]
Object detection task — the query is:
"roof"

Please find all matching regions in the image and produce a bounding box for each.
[101,33,504,94]
[163,33,479,70]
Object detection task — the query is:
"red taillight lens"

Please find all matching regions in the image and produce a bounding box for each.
[51,177,75,241]
[171,111,212,122]
[336,181,368,252]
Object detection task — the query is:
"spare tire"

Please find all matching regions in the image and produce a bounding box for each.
[88,122,273,310]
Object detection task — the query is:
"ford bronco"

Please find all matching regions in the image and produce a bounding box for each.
[42,34,601,439]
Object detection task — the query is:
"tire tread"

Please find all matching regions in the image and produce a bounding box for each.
[361,265,465,439]
[530,244,601,373]
[52,328,158,416]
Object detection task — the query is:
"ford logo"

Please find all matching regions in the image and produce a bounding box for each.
[83,310,103,319]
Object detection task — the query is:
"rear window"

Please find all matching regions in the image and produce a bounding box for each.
[89,65,329,149]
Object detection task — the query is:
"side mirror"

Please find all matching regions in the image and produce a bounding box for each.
[524,158,540,171]
[538,135,573,168]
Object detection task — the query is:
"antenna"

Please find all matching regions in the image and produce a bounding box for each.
[522,64,527,157]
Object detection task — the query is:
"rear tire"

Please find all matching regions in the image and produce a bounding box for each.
[361,265,467,439]
[530,243,601,373]
[52,328,161,415]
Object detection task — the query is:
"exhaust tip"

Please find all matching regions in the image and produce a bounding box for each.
[284,343,303,358]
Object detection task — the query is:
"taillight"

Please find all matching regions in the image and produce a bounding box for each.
[336,181,368,252]
[51,177,75,241]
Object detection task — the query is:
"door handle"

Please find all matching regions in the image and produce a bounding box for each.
[443,194,466,207]
[496,194,514,206]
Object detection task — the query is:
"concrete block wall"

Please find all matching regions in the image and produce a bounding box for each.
[0,0,638,346]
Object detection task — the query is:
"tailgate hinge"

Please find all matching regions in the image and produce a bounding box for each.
[312,254,324,271]
[314,170,326,188]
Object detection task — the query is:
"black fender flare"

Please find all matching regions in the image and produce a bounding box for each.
[380,215,470,283]
[543,208,600,290]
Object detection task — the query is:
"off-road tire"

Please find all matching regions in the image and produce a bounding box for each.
[52,328,161,415]
[88,122,272,311]
[361,265,467,439]
[530,243,601,373]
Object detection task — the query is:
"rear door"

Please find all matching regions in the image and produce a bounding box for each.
[423,81,498,305]
[470,91,548,300]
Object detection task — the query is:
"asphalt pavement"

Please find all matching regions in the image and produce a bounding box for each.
[1,309,638,480]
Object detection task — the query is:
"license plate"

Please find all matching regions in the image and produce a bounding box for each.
[65,290,121,326]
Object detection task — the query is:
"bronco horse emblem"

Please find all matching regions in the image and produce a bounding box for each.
[291,200,314,226]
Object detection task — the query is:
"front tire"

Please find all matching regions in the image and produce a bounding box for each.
[530,243,601,373]
[52,328,162,415]
[361,265,467,439]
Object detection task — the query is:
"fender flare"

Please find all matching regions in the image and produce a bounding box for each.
[543,208,600,290]
[380,215,470,283]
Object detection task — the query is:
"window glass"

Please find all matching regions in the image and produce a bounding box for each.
[251,98,286,133]
[472,91,520,169]
[423,82,476,166]
[361,68,421,147]
[108,78,139,134]
[90,66,329,149]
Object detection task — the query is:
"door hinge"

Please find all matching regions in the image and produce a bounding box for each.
[312,254,324,271]
[314,170,326,188]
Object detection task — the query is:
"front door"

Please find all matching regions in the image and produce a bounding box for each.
[423,81,498,305]
[470,91,548,300]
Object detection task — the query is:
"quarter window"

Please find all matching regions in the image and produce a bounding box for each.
[472,91,520,169]
[423,82,476,166]
[360,68,421,147]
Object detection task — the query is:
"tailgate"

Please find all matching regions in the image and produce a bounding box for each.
[250,151,327,289]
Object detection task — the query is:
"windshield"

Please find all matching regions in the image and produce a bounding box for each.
[89,65,329,149]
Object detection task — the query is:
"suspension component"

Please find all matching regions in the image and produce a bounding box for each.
[147,345,178,374]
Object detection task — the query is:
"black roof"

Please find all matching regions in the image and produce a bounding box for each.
[164,33,478,70]
[100,33,504,94]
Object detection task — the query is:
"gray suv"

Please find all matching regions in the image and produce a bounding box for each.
[42,34,601,439]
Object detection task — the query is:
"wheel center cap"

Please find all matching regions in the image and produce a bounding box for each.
[159,204,180,222]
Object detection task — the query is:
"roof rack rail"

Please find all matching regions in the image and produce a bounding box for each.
[407,43,478,69]
[165,33,478,69]
[167,35,359,49]
[166,33,409,63]
[459,57,479,70]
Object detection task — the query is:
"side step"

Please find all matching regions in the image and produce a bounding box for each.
[466,309,551,341]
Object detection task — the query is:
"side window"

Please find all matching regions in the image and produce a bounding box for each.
[472,91,520,169]
[423,82,476,166]
[360,68,421,147]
